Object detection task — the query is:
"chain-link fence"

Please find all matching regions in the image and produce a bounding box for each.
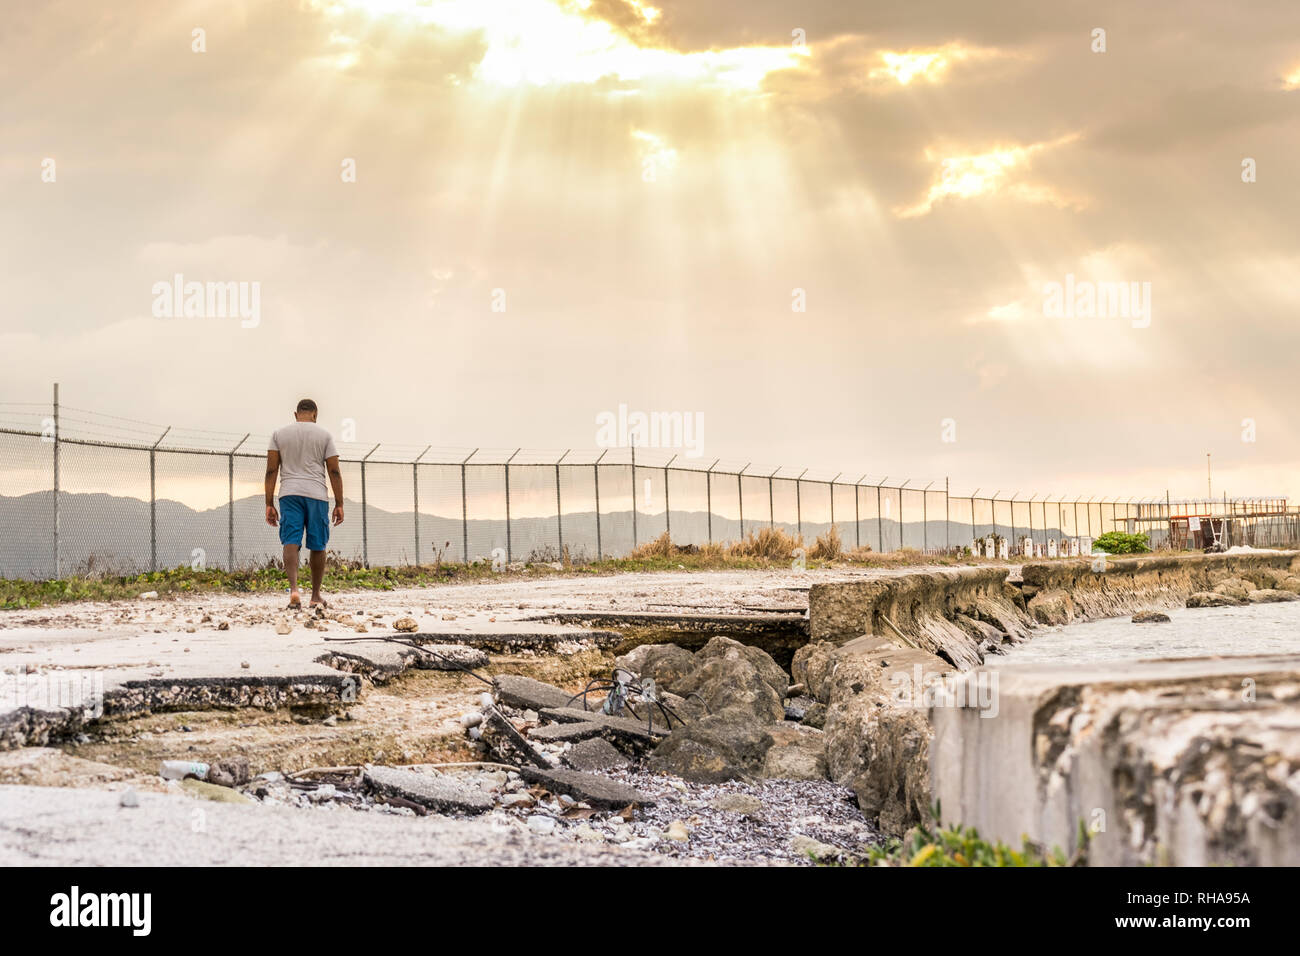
[0,402,1293,580]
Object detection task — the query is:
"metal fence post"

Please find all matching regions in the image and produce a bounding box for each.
[630,442,638,549]
[830,473,841,532]
[922,481,933,553]
[360,443,379,568]
[149,425,171,572]
[412,446,430,566]
[52,383,60,578]
[555,451,568,559]
[461,449,476,563]
[229,434,249,571]
[705,459,718,544]
[768,467,777,530]
[664,455,675,539]
[594,451,606,560]
[969,489,978,546]
[504,449,519,563]
[795,468,806,538]
[898,478,909,550]
[945,477,950,551]
[738,464,748,538]
[855,474,866,549]
[876,481,885,553]
[1009,491,1018,551]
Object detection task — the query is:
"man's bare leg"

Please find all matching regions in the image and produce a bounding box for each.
[308,550,327,607]
[284,544,302,607]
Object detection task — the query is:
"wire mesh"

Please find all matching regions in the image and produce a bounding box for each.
[0,417,1293,579]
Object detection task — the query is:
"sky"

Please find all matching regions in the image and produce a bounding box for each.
[3,0,1299,502]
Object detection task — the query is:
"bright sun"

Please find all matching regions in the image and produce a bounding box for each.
[313,0,808,89]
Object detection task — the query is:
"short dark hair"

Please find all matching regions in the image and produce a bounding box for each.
[296,399,318,414]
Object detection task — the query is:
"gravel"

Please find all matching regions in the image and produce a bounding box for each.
[252,761,878,865]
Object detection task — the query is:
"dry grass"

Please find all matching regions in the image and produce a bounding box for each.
[628,531,677,560]
[729,526,804,560]
[808,524,843,561]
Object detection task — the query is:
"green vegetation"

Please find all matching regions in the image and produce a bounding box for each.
[865,806,1087,867]
[1093,531,1151,554]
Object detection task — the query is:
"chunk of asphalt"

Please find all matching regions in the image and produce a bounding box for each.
[563,737,630,772]
[494,675,577,712]
[481,710,551,769]
[529,721,607,744]
[518,767,654,809]
[364,766,494,814]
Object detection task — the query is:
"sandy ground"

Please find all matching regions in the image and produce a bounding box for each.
[0,783,686,866]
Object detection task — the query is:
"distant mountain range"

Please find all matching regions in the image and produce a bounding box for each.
[0,490,1067,579]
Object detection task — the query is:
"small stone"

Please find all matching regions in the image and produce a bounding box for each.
[665,819,690,842]
[710,793,765,817]
[240,660,250,669]
[1132,610,1171,624]
[322,715,338,726]
[527,815,557,836]
[500,792,534,808]
[309,784,337,803]
[393,617,419,632]
[217,621,230,631]
[275,619,292,635]
[791,834,847,863]
[573,824,606,843]
[355,624,369,633]
[119,789,140,808]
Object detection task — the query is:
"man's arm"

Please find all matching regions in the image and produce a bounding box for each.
[265,450,280,526]
[326,455,344,525]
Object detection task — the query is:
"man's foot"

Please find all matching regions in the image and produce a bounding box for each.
[288,590,302,609]
[309,596,329,610]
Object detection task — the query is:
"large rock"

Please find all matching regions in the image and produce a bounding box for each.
[1186,591,1246,608]
[1027,588,1075,626]
[493,675,575,712]
[1242,567,1287,591]
[647,714,776,783]
[1247,588,1299,604]
[820,636,950,832]
[1212,577,1253,602]
[517,767,654,808]
[364,766,494,814]
[1132,610,1171,624]
[791,641,837,703]
[613,643,697,692]
[672,636,788,724]
[760,725,828,781]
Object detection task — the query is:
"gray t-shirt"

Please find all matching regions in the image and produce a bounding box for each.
[270,422,339,502]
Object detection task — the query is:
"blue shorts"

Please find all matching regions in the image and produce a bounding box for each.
[279,495,330,551]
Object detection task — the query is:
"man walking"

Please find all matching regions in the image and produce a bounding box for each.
[265,399,344,609]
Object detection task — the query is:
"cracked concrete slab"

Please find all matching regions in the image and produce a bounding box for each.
[363,766,495,814]
[518,767,654,808]
[494,674,577,711]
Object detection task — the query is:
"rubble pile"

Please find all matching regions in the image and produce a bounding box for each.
[171,634,876,863]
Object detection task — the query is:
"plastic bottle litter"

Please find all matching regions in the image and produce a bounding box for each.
[160,760,209,781]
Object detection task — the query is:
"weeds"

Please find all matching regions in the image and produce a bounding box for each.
[865,805,1088,867]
